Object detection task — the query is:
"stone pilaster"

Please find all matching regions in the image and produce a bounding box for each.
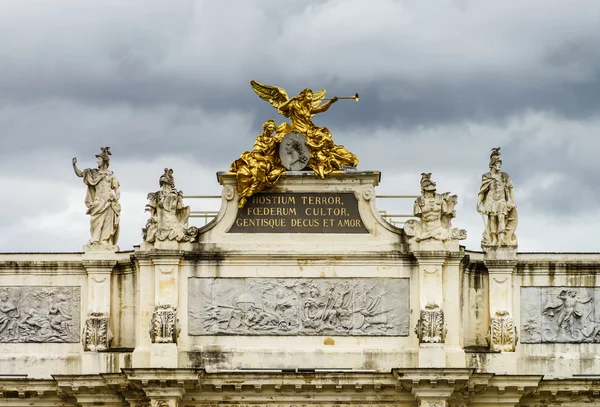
[132,255,154,368]
[483,247,517,353]
[81,252,117,374]
[81,258,116,352]
[414,247,465,368]
[149,252,182,368]
[443,254,466,366]
[414,249,445,367]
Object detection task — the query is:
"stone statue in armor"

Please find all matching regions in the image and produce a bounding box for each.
[143,168,197,243]
[404,173,466,243]
[477,147,518,247]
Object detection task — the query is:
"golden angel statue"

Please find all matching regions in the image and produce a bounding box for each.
[249,80,358,178]
[229,119,286,208]
[228,81,360,208]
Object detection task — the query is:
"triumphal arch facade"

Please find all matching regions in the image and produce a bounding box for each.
[1,82,599,407]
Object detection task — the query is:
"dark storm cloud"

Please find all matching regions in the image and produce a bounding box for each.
[1,1,599,125]
[2,0,600,251]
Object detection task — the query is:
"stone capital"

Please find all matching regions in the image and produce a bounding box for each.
[81,259,117,274]
[413,250,451,264]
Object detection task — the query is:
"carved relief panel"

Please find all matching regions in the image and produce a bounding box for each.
[521,287,600,343]
[189,278,410,336]
[0,286,80,343]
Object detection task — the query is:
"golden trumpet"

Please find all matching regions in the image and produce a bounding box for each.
[324,93,359,102]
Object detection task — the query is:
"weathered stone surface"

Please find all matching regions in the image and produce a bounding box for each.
[188,278,409,336]
[0,286,80,343]
[521,287,600,343]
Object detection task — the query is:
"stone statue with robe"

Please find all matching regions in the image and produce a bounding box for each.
[72,147,121,249]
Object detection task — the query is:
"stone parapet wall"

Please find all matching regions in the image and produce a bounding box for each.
[1,173,600,384]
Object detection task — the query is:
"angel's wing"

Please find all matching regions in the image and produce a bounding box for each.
[311,89,326,109]
[250,80,289,108]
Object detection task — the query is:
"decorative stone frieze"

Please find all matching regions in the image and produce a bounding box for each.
[188,277,410,336]
[416,304,445,343]
[150,304,177,344]
[0,286,80,343]
[521,286,600,343]
[83,312,110,351]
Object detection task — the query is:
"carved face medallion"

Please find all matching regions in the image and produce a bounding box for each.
[280,133,310,171]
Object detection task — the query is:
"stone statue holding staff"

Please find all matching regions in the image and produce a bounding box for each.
[477,147,518,247]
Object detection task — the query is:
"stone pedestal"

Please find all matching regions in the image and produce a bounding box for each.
[483,246,517,353]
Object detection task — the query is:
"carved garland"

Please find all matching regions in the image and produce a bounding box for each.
[489,310,516,352]
[83,312,109,351]
[150,305,177,343]
[415,304,445,343]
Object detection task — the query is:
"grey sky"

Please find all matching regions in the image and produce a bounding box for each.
[1,0,599,252]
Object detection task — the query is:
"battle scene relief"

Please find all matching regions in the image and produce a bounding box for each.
[521,287,600,343]
[0,286,80,343]
[189,278,409,336]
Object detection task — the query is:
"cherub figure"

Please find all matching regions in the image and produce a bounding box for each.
[250,81,358,178]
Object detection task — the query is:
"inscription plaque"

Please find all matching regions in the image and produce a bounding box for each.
[229,192,368,233]
[521,287,600,343]
[0,286,81,343]
[188,277,409,336]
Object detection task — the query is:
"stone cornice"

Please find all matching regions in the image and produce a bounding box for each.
[1,370,594,406]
